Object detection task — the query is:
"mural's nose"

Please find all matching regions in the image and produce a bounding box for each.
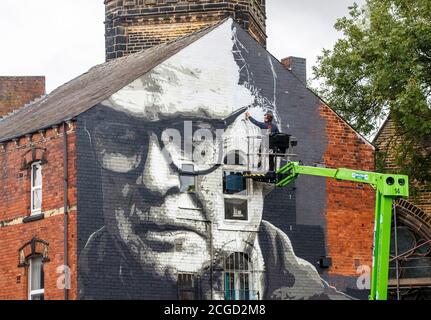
[137,134,180,194]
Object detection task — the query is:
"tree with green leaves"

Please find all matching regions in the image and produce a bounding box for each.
[313,0,431,189]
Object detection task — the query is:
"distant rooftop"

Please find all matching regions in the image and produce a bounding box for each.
[0,76,45,119]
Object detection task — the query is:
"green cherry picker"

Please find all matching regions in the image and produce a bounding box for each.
[242,134,409,300]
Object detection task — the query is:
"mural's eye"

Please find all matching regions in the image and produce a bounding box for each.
[159,119,224,172]
[95,123,139,143]
[93,123,147,171]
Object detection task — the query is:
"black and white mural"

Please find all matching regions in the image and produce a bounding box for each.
[76,19,353,300]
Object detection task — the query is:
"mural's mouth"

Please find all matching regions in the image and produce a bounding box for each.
[133,220,209,243]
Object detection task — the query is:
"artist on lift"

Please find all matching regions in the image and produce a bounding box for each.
[245,110,280,133]
[245,110,280,171]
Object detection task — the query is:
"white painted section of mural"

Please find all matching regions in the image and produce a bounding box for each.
[109,20,255,121]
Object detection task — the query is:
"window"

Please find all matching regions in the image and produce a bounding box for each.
[223,170,249,221]
[223,171,247,196]
[224,252,255,300]
[29,257,44,300]
[224,150,245,166]
[180,164,196,193]
[177,273,196,300]
[223,150,251,223]
[31,162,42,214]
[225,198,248,220]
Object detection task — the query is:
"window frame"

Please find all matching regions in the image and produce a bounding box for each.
[222,168,252,222]
[30,161,42,215]
[28,256,44,300]
[224,198,249,221]
[224,252,254,300]
[179,163,197,193]
[177,273,196,300]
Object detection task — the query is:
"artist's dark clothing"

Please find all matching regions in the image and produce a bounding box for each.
[248,116,280,133]
[249,116,279,170]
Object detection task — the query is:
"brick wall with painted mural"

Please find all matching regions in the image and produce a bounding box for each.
[76,20,375,300]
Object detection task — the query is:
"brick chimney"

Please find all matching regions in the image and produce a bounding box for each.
[0,77,45,118]
[104,0,267,61]
[281,56,307,84]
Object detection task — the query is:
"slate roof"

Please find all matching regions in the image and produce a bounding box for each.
[0,20,225,143]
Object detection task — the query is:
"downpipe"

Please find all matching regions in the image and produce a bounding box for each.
[63,122,69,300]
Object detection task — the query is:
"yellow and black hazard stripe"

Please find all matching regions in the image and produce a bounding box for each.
[242,173,267,177]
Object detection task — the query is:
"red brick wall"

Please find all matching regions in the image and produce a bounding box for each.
[0,77,45,118]
[320,102,376,276]
[0,124,77,300]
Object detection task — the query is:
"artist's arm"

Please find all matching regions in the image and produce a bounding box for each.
[248,116,268,129]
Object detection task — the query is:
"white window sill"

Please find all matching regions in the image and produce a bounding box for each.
[23,213,44,223]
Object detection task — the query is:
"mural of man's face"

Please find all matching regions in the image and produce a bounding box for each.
[83,20,279,294]
[87,66,269,286]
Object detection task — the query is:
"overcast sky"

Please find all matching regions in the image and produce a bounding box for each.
[0,0,365,93]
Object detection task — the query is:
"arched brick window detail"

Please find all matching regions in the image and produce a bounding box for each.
[388,200,431,300]
[224,252,255,300]
[21,147,47,170]
[18,237,49,268]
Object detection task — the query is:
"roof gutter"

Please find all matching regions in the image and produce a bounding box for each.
[0,117,76,145]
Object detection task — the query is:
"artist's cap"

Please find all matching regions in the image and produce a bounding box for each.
[264,110,274,117]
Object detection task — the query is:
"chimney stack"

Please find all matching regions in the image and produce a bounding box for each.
[0,77,45,118]
[104,0,267,61]
[281,57,307,84]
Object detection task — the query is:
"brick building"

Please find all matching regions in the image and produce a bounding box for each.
[0,1,377,300]
[374,118,431,299]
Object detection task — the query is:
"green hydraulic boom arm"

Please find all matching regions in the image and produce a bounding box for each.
[250,162,409,300]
